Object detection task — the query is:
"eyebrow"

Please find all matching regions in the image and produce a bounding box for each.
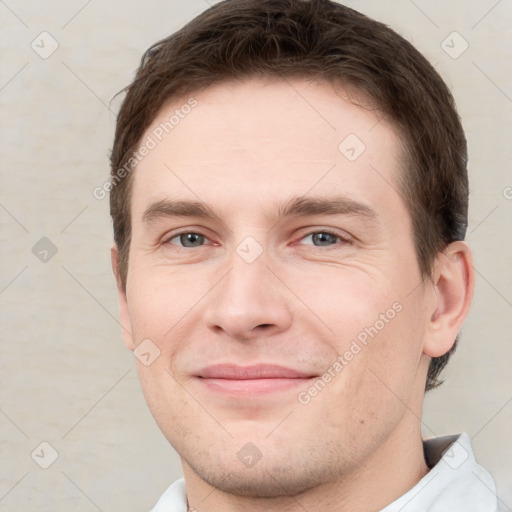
[143,199,217,223]
[142,195,378,225]
[276,195,378,220]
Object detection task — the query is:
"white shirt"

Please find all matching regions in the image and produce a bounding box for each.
[150,433,497,511]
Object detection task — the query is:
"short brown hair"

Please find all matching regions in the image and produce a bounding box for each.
[110,0,468,390]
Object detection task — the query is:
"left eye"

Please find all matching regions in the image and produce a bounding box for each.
[167,232,207,247]
[300,231,343,247]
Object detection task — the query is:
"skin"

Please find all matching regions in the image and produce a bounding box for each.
[112,78,474,512]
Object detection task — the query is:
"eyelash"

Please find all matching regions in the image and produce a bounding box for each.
[163,229,352,249]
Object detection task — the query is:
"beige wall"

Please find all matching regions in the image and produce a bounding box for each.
[1,1,510,510]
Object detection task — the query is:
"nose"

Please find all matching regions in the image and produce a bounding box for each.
[204,249,293,342]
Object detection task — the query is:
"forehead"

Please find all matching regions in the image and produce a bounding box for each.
[130,78,404,220]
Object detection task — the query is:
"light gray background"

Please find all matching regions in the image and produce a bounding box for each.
[0,0,511,510]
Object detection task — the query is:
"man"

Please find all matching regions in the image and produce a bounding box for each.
[109,0,498,510]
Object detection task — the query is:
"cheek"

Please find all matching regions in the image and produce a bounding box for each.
[312,307,425,445]
[288,266,398,343]
[292,267,426,400]
[339,299,426,430]
[126,264,206,342]
[136,361,194,446]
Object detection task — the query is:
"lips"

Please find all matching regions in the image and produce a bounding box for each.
[198,363,314,379]
[195,364,316,395]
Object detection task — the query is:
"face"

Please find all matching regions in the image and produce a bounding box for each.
[117,78,434,497]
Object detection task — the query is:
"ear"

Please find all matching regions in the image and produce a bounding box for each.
[111,245,135,351]
[423,241,475,358]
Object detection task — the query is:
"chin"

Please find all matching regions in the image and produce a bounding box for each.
[184,452,340,499]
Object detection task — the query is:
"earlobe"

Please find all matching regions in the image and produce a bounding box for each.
[111,245,135,351]
[423,241,475,358]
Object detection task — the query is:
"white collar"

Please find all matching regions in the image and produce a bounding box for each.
[381,433,497,511]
